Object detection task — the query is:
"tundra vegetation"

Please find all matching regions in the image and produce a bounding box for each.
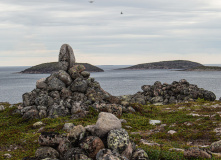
[1,99,221,159]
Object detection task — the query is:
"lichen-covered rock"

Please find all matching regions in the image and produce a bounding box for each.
[70,78,88,93]
[48,104,70,118]
[59,44,75,71]
[63,147,85,160]
[68,125,86,143]
[57,139,71,156]
[184,147,212,159]
[60,88,72,99]
[210,140,221,153]
[57,70,72,85]
[94,112,122,137]
[131,148,149,160]
[47,76,65,91]
[107,128,130,154]
[22,109,39,120]
[96,149,128,160]
[80,136,105,159]
[38,132,62,147]
[22,92,36,107]
[81,71,90,78]
[35,146,59,159]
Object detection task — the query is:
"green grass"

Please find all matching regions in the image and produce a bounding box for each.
[1,101,221,159]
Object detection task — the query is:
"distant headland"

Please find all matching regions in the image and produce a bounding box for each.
[118,60,221,71]
[20,62,104,74]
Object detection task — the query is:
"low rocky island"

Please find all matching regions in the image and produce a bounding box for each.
[119,60,203,70]
[20,62,104,74]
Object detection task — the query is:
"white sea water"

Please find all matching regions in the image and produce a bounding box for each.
[0,65,221,104]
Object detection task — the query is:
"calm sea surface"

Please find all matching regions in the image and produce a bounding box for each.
[1,65,221,104]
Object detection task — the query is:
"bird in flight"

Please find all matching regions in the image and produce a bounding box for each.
[121,11,123,14]
[89,0,94,3]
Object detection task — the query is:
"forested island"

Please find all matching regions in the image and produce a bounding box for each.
[20,62,104,74]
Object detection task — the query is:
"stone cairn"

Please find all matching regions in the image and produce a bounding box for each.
[18,44,124,120]
[17,44,217,120]
[23,112,149,160]
[122,79,216,106]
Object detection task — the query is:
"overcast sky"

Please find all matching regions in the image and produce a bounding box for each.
[1,0,221,66]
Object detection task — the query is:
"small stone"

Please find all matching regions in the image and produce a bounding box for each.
[131,148,149,160]
[169,148,184,152]
[140,139,160,147]
[149,120,161,125]
[167,130,177,135]
[63,123,75,132]
[120,119,127,123]
[33,121,44,128]
[0,105,5,111]
[3,153,12,159]
[210,140,221,153]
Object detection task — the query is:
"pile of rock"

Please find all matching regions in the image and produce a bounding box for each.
[24,112,149,160]
[124,79,216,105]
[17,44,124,120]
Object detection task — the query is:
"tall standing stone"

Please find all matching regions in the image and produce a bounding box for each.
[59,44,75,71]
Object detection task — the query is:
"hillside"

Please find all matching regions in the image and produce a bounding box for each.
[20,62,104,74]
[119,60,203,70]
[186,66,221,71]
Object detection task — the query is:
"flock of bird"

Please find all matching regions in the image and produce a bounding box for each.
[88,0,123,14]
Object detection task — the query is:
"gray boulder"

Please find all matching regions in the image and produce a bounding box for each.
[210,140,221,153]
[94,112,122,137]
[68,125,86,143]
[47,76,65,91]
[184,147,212,159]
[36,78,47,89]
[80,136,105,159]
[35,146,59,159]
[59,44,75,71]
[38,132,62,147]
[70,78,88,93]
[57,70,72,85]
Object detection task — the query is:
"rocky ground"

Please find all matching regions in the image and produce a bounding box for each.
[1,100,221,159]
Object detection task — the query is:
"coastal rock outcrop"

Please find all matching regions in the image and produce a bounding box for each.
[25,112,149,160]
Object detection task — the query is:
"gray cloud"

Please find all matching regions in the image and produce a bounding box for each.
[1,0,221,65]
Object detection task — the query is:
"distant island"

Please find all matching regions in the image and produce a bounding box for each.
[186,66,221,71]
[20,62,104,74]
[119,60,203,70]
